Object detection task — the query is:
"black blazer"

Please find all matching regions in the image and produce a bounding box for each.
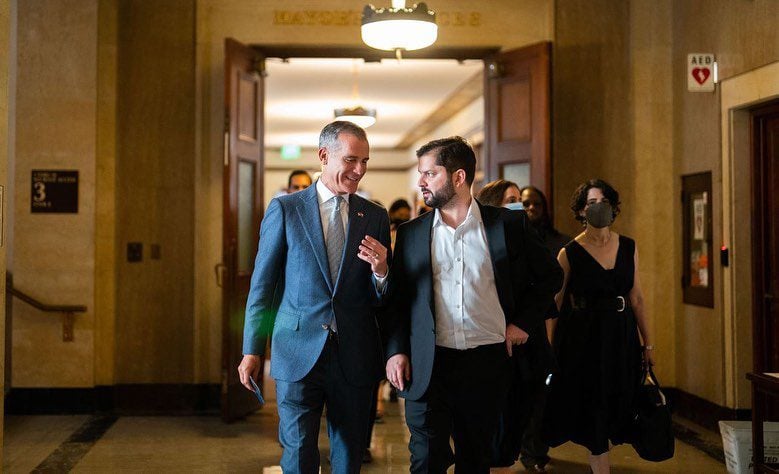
[384,202,563,400]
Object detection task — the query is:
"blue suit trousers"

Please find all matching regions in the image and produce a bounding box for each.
[276,335,374,474]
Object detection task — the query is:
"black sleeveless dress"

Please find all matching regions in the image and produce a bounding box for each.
[543,235,642,455]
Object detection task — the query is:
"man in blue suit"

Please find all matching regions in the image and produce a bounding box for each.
[384,136,563,473]
[238,121,391,474]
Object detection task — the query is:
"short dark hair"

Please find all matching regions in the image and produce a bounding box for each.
[287,169,312,189]
[389,198,411,214]
[476,179,519,207]
[570,178,621,224]
[319,121,368,151]
[415,136,476,186]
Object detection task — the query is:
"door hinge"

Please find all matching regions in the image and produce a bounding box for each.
[253,57,267,78]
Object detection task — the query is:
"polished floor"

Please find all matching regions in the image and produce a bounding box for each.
[4,391,727,473]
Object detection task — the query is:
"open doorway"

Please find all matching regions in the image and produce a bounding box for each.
[221,40,551,421]
[262,56,484,210]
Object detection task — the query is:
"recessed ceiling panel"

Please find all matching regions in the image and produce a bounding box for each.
[265,58,483,149]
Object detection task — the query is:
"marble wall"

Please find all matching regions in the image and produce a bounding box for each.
[12,0,97,387]
[114,0,196,383]
[672,0,779,408]
[7,0,777,414]
[1,0,13,445]
[554,0,779,408]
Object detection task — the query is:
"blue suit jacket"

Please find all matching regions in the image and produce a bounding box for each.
[383,202,563,400]
[243,183,391,387]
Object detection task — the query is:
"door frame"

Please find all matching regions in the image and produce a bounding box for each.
[719,61,779,409]
[750,100,779,373]
[222,38,266,421]
[221,42,554,417]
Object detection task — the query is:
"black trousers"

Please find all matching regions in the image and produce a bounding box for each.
[405,343,511,474]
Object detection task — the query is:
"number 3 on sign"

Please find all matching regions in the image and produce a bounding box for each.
[33,182,46,202]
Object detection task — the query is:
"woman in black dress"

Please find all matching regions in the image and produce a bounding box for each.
[545,179,654,474]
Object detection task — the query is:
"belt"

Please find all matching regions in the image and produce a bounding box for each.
[571,295,629,312]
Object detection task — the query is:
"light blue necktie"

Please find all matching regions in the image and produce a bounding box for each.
[326,195,345,284]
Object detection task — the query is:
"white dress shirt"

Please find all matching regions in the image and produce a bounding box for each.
[431,198,506,349]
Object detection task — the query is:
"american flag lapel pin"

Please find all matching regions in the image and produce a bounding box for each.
[357,211,364,217]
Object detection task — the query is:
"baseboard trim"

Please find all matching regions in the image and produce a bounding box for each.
[4,384,221,415]
[666,387,751,432]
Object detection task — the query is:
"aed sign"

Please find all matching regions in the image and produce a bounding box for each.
[31,170,79,213]
[687,53,716,92]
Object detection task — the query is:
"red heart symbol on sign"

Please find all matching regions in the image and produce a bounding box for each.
[692,67,710,85]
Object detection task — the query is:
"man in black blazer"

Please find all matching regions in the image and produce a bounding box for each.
[384,136,563,473]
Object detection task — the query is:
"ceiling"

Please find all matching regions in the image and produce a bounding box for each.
[264,57,484,154]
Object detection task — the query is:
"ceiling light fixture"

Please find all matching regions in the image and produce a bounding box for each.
[334,106,377,128]
[361,1,437,60]
[334,60,377,128]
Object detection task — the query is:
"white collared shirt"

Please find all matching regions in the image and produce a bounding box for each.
[431,198,506,349]
[316,179,349,237]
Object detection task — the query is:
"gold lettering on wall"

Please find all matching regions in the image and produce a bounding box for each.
[273,10,481,27]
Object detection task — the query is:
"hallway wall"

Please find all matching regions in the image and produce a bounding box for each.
[1,0,12,448]
[553,0,779,409]
[12,0,97,388]
[113,0,197,383]
[671,0,779,409]
[6,0,777,416]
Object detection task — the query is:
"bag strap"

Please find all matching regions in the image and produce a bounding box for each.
[643,366,667,406]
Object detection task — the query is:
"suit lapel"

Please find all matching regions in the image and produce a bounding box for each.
[336,194,368,292]
[481,204,512,317]
[416,212,436,319]
[296,186,334,292]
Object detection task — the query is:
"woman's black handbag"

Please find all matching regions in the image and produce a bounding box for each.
[631,366,675,461]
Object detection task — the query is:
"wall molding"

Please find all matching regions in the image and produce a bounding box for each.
[667,387,750,433]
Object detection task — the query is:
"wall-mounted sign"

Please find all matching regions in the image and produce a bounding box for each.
[31,170,79,213]
[272,10,481,27]
[687,53,716,92]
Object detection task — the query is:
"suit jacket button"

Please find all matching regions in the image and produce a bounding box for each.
[322,324,330,330]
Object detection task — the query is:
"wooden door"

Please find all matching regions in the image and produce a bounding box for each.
[222,38,265,422]
[483,42,551,197]
[752,101,779,375]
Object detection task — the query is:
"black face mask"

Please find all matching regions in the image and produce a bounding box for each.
[585,202,614,228]
[391,218,408,227]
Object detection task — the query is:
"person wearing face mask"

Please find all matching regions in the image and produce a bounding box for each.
[543,179,655,474]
